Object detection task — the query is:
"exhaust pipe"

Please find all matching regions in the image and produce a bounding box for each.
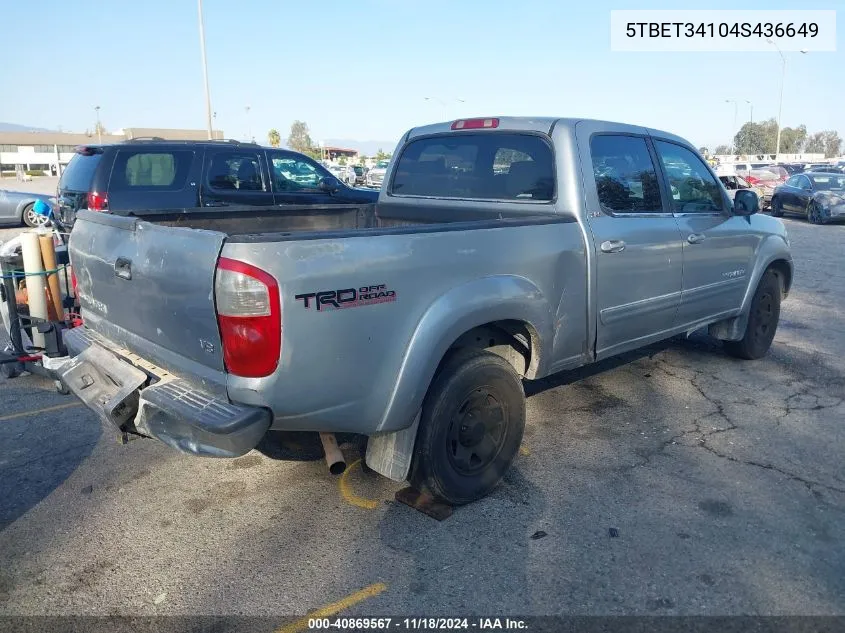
[319,432,346,475]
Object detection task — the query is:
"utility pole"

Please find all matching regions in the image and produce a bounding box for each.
[94,106,102,143]
[245,105,252,142]
[725,99,739,153]
[198,0,214,140]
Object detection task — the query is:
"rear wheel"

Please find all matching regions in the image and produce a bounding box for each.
[770,197,784,217]
[22,203,48,228]
[724,270,781,360]
[410,349,525,505]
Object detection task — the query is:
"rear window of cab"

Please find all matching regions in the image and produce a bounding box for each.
[390,133,554,201]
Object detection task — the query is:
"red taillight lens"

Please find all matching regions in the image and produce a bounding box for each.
[451,118,499,130]
[87,191,108,211]
[215,257,281,378]
[746,176,760,185]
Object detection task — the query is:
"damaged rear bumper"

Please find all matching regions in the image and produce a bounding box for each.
[59,327,271,457]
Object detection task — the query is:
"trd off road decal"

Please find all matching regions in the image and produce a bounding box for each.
[295,284,397,311]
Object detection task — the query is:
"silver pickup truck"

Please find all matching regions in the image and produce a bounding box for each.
[59,117,792,505]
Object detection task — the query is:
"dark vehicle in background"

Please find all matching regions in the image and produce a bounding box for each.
[771,172,845,224]
[352,165,366,185]
[780,163,805,175]
[56,140,378,227]
[806,164,845,174]
[0,189,55,227]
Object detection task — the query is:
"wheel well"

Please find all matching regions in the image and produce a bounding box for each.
[447,320,538,379]
[767,259,792,298]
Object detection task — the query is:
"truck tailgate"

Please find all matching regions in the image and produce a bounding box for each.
[69,210,226,375]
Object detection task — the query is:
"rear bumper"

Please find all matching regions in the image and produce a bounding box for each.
[59,327,271,457]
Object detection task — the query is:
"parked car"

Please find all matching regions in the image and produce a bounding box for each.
[56,140,377,227]
[717,169,765,203]
[352,165,366,185]
[365,160,390,188]
[771,172,845,224]
[744,169,780,209]
[57,116,791,506]
[0,189,55,227]
[806,164,845,174]
[780,163,805,175]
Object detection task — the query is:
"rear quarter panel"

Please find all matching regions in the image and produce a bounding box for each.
[222,219,586,433]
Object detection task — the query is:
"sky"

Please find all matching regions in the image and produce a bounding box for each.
[1,0,842,152]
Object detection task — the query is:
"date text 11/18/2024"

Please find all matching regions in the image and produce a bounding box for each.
[307,617,528,630]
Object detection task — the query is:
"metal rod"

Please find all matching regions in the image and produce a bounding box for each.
[198,0,214,140]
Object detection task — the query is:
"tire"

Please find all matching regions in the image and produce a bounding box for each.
[1,361,23,379]
[807,200,824,224]
[22,203,48,228]
[723,270,781,360]
[410,349,525,505]
[770,197,784,217]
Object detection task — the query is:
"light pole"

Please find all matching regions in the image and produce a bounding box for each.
[725,99,740,153]
[424,97,466,121]
[766,39,808,160]
[198,0,214,140]
[245,105,252,142]
[94,106,101,143]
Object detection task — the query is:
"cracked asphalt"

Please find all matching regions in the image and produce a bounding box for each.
[1,216,844,619]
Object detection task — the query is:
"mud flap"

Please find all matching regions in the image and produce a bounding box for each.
[58,343,148,435]
[365,411,420,482]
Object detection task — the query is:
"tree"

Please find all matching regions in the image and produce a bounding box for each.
[375,148,392,161]
[805,130,843,158]
[698,147,710,157]
[267,128,281,148]
[287,121,314,153]
[338,156,347,165]
[94,121,107,136]
[734,118,778,155]
[714,144,732,155]
[778,124,807,154]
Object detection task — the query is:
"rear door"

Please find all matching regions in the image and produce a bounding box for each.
[69,210,227,376]
[577,123,684,359]
[57,148,103,225]
[200,148,274,208]
[652,139,759,325]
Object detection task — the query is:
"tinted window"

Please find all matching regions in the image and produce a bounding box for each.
[590,135,662,213]
[206,152,265,191]
[110,150,193,191]
[59,153,102,191]
[785,175,800,187]
[269,152,329,191]
[654,141,723,213]
[391,133,554,201]
[809,175,845,190]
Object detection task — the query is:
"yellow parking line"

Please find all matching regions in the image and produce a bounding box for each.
[0,402,82,422]
[519,445,530,456]
[274,582,388,633]
[339,459,380,510]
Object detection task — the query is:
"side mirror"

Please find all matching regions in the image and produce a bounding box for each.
[733,189,759,216]
[319,176,341,193]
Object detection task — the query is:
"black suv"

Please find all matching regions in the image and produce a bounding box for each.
[57,139,378,226]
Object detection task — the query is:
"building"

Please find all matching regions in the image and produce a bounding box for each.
[322,146,359,161]
[0,127,224,178]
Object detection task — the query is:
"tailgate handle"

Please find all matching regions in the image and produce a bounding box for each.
[114,257,132,280]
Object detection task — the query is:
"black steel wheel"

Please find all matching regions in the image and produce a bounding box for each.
[724,270,781,360]
[410,349,525,505]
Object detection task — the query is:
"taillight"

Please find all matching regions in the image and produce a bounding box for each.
[87,191,108,211]
[746,176,760,185]
[451,118,499,130]
[215,257,281,378]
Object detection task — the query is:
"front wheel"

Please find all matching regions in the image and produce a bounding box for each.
[724,270,782,360]
[410,349,525,505]
[770,197,784,217]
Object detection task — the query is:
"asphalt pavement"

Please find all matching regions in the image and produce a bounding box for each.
[1,215,844,623]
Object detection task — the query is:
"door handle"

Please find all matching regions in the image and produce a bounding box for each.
[203,200,229,207]
[687,233,706,244]
[600,240,626,254]
[114,257,132,280]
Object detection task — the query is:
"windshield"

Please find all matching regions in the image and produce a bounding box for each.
[59,153,102,192]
